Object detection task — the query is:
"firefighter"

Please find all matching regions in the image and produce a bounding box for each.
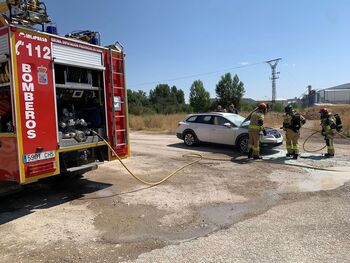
[282,105,306,159]
[248,103,267,159]
[319,108,336,157]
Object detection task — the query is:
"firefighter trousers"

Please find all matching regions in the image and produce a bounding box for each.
[285,129,300,154]
[248,130,260,156]
[325,136,335,155]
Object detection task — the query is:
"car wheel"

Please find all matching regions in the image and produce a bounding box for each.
[183,131,197,147]
[237,135,249,153]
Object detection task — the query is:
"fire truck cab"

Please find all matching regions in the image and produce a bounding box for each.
[0,1,129,185]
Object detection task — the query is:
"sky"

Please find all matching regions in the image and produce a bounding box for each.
[45,0,350,101]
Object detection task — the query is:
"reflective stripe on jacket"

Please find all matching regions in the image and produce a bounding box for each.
[249,112,264,131]
[321,116,336,134]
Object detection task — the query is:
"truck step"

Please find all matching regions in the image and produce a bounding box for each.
[66,161,104,173]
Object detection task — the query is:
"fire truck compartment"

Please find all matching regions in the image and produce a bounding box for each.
[54,64,107,148]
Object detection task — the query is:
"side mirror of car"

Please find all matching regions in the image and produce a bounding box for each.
[224,123,231,128]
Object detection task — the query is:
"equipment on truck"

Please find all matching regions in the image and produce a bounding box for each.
[65,30,101,45]
[0,0,129,186]
[2,0,50,27]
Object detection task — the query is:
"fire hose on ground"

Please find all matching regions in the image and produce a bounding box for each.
[302,127,350,153]
[90,129,349,187]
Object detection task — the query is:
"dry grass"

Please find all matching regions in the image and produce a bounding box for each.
[129,114,187,134]
[240,111,284,129]
[129,105,350,135]
[129,111,284,134]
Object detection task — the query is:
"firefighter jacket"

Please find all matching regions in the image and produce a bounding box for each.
[283,114,293,129]
[248,111,264,132]
[321,115,336,136]
[282,111,305,132]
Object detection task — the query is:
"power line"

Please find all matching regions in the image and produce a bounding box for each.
[128,61,266,88]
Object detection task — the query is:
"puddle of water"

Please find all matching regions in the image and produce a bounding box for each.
[199,192,280,228]
[298,166,350,192]
[270,166,350,193]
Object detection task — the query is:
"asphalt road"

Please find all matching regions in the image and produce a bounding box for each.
[0,131,350,263]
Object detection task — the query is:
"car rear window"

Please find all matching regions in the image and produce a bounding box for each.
[186,116,198,122]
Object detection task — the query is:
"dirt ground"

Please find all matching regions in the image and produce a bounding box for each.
[1,126,350,262]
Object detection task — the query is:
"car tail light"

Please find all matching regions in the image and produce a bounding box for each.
[27,162,56,176]
[177,122,181,127]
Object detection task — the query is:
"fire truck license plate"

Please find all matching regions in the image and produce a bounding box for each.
[23,151,56,163]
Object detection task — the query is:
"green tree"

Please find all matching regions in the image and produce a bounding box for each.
[150,84,172,113]
[127,89,155,115]
[149,84,187,114]
[176,89,185,104]
[215,73,245,109]
[189,80,210,112]
[271,102,284,112]
[170,86,185,104]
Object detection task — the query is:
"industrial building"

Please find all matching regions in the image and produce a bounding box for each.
[298,83,350,107]
[317,83,350,104]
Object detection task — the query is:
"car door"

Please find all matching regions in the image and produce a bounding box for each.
[191,115,214,142]
[210,116,237,145]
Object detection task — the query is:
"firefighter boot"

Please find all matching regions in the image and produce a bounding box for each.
[248,149,253,159]
[253,155,263,160]
[293,154,299,159]
[324,153,334,158]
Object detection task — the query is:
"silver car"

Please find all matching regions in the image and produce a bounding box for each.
[176,112,283,152]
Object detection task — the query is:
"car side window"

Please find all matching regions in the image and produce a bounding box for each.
[213,116,229,126]
[186,116,198,122]
[196,115,213,124]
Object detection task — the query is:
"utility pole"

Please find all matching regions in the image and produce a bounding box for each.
[266,58,281,103]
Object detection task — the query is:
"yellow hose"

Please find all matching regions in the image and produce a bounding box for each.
[91,130,346,186]
[92,131,203,186]
[302,130,327,153]
[301,126,350,153]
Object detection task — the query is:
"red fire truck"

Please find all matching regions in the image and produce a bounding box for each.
[0,1,129,186]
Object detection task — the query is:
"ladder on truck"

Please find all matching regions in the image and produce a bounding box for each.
[109,49,128,156]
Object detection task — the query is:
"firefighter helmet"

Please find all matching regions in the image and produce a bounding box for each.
[319,108,329,115]
[258,103,267,110]
[285,104,293,113]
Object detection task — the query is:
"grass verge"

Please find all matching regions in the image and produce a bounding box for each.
[129,106,350,136]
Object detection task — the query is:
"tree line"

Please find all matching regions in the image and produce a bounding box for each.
[127,72,245,115]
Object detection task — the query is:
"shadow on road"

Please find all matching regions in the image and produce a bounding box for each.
[0,176,112,225]
[167,142,280,158]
